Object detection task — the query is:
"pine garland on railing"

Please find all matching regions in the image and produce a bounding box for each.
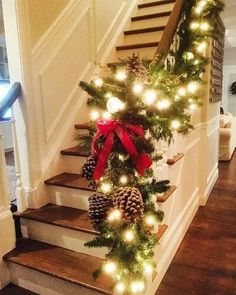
[77,1,224,294]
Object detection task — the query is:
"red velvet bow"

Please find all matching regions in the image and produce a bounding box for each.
[92,119,152,180]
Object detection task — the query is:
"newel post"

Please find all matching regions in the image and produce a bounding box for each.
[0,124,15,289]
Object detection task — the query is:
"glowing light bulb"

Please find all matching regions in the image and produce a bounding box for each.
[144,90,157,105]
[106,96,125,113]
[123,229,135,243]
[194,6,203,14]
[184,52,194,61]
[144,215,157,227]
[107,209,122,222]
[94,78,103,87]
[190,21,199,30]
[156,99,171,110]
[175,95,180,102]
[115,70,127,81]
[90,110,99,121]
[189,103,197,111]
[130,280,145,294]
[144,263,153,275]
[178,87,186,96]
[200,22,210,31]
[100,181,113,194]
[115,282,126,294]
[199,0,207,8]
[118,154,125,161]
[171,120,181,130]
[196,42,207,53]
[187,81,199,93]
[119,175,128,185]
[133,83,143,94]
[103,261,117,275]
[102,111,112,119]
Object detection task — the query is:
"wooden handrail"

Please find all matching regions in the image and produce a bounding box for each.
[0,82,21,119]
[156,0,184,57]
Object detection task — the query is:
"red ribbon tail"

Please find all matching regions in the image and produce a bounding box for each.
[135,153,152,176]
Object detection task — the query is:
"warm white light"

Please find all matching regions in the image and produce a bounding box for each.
[144,90,157,105]
[133,83,144,94]
[107,96,125,113]
[196,42,207,53]
[190,21,199,30]
[100,181,113,194]
[123,230,135,243]
[194,6,203,14]
[144,263,153,275]
[187,81,199,93]
[102,111,112,119]
[189,103,197,111]
[115,282,126,294]
[90,110,100,121]
[107,209,122,222]
[130,280,145,294]
[178,87,186,96]
[103,261,117,274]
[115,70,127,81]
[94,78,103,87]
[185,52,194,60]
[200,22,210,31]
[119,175,128,185]
[118,154,125,162]
[144,215,157,227]
[199,0,207,8]
[156,99,171,110]
[171,120,181,130]
[175,95,180,102]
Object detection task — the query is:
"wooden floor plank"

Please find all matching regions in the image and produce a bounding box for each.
[0,284,38,295]
[156,152,236,295]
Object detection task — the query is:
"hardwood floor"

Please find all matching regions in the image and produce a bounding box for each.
[156,152,236,295]
[0,284,38,295]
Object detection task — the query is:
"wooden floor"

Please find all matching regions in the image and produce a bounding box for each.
[0,284,38,295]
[156,152,236,295]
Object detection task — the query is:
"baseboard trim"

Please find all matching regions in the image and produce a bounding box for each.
[200,165,218,206]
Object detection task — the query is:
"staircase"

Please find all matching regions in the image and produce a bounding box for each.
[3,1,185,294]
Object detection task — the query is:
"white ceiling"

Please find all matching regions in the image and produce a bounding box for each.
[222,0,236,48]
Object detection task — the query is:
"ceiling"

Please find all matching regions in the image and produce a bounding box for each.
[222,0,236,48]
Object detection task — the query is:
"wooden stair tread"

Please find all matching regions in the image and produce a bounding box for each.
[61,146,89,157]
[4,239,112,295]
[167,153,184,165]
[116,42,159,51]
[45,172,95,192]
[0,284,38,295]
[138,0,175,9]
[157,224,168,240]
[74,123,90,130]
[131,11,171,21]
[157,186,177,202]
[124,25,165,35]
[15,204,97,235]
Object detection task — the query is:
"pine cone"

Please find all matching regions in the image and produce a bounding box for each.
[82,156,97,180]
[113,187,144,222]
[126,54,148,82]
[89,193,113,229]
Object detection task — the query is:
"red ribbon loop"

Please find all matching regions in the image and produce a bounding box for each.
[92,119,152,180]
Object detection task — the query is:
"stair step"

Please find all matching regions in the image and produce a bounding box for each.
[74,123,90,130]
[157,224,168,240]
[124,25,165,35]
[138,0,175,9]
[167,153,184,165]
[4,239,112,295]
[0,284,38,295]
[116,41,159,51]
[157,186,177,202]
[45,172,95,192]
[131,11,171,21]
[61,146,89,157]
[15,204,97,235]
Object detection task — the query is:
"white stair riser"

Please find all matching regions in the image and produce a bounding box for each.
[48,186,92,210]
[21,219,106,259]
[123,30,163,45]
[9,264,104,295]
[62,155,87,173]
[128,16,169,30]
[136,3,174,16]
[116,46,157,60]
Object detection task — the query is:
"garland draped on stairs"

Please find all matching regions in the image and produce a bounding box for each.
[77,0,224,294]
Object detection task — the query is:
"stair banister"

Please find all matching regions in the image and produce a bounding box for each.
[0,82,21,120]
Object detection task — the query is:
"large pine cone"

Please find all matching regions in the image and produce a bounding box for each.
[88,193,113,229]
[113,187,144,222]
[82,155,97,180]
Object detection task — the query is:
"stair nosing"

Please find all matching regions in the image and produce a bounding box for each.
[124,25,165,35]
[131,11,172,21]
[138,0,175,9]
[116,41,159,51]
[167,153,184,165]
[157,186,177,202]
[61,147,89,157]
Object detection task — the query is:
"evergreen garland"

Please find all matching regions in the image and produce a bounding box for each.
[78,1,224,294]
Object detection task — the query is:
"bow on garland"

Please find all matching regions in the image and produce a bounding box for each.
[92,119,152,179]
